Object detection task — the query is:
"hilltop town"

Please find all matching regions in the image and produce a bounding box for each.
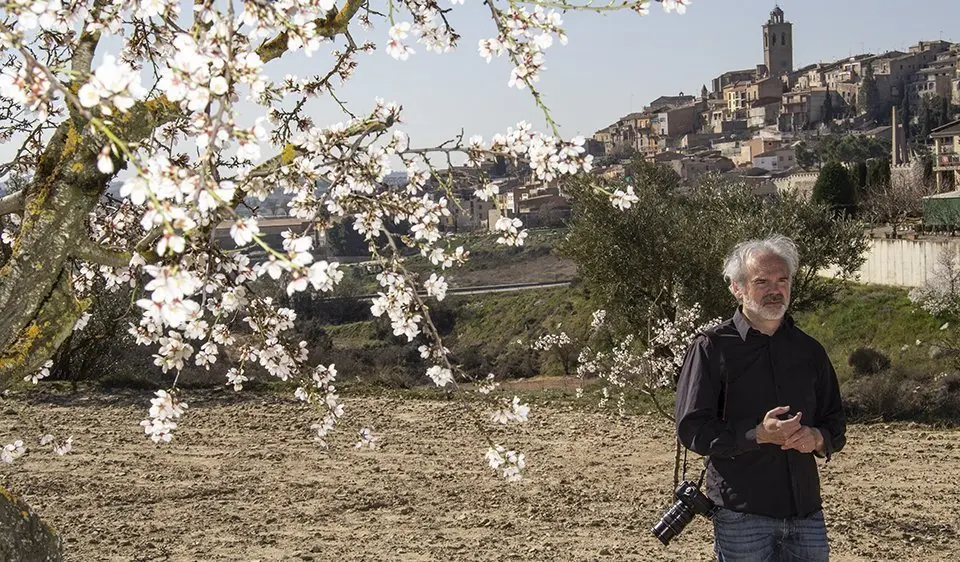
[217,5,960,249]
[434,5,960,235]
[587,5,960,196]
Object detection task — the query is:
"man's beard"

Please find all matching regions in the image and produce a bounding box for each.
[744,293,788,321]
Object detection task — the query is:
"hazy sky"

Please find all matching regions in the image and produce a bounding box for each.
[291,0,960,151]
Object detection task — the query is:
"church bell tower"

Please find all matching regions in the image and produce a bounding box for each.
[763,5,793,77]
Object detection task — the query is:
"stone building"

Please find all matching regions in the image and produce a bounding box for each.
[762,6,793,77]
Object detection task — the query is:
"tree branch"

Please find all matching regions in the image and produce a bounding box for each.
[0,190,24,216]
[71,238,131,268]
[256,0,366,63]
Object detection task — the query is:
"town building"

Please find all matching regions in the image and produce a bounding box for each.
[778,88,844,131]
[931,119,960,192]
[748,97,783,128]
[752,147,797,172]
[762,6,793,77]
[712,69,759,97]
[739,137,782,166]
[590,5,959,172]
[651,103,700,137]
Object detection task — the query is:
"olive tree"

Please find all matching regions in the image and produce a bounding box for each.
[561,158,869,337]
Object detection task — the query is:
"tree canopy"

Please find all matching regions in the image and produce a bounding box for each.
[812,161,858,214]
[561,159,869,336]
[0,0,699,495]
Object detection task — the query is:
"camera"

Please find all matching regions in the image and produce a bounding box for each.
[651,480,719,546]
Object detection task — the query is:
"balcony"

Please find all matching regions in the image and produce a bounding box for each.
[934,152,960,170]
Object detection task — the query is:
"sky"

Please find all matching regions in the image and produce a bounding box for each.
[285,0,960,152]
[5,1,960,173]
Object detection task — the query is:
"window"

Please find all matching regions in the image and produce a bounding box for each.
[772,33,776,46]
[782,32,787,45]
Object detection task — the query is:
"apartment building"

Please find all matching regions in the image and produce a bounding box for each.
[932,119,960,192]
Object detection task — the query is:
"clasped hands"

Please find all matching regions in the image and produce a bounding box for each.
[755,405,824,454]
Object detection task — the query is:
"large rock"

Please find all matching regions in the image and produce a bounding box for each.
[0,486,62,561]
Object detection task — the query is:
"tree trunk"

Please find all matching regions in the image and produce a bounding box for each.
[0,122,105,390]
[0,101,183,390]
[0,486,62,561]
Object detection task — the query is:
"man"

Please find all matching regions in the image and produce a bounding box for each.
[675,235,846,562]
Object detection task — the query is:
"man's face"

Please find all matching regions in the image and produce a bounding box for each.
[735,252,791,321]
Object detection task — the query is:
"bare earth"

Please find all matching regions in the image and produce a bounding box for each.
[2,388,959,562]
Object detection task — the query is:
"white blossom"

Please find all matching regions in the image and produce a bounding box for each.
[24,359,53,385]
[354,428,378,450]
[423,273,448,301]
[139,390,188,444]
[1,440,26,463]
[611,185,638,211]
[426,365,454,387]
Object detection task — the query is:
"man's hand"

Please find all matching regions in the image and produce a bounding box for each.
[781,426,825,455]
[755,405,802,445]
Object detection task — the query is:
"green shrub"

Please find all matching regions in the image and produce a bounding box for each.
[494,348,540,379]
[848,347,891,377]
[842,365,960,422]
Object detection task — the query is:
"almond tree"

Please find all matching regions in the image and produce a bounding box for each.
[0,0,691,554]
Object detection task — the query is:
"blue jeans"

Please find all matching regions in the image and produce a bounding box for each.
[713,508,830,562]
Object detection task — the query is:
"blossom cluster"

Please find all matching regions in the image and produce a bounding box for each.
[0,63,53,121]
[1,439,25,463]
[485,445,526,482]
[643,302,721,388]
[908,255,960,317]
[467,122,594,183]
[573,301,719,415]
[354,428,378,450]
[77,55,145,116]
[383,1,459,61]
[23,359,53,385]
[139,390,188,443]
[490,396,531,424]
[530,331,572,351]
[480,5,566,90]
[0,0,695,483]
[295,364,343,448]
[40,434,73,456]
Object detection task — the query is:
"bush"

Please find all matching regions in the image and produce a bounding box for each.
[296,320,334,353]
[449,344,491,378]
[812,161,857,215]
[842,365,960,422]
[335,345,428,389]
[848,347,891,377]
[494,348,539,379]
[561,158,868,336]
[842,366,911,420]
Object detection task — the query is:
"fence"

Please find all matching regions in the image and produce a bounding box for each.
[822,237,960,287]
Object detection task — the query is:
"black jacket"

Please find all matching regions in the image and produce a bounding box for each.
[675,308,846,518]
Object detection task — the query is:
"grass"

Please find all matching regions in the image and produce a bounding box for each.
[325,320,383,348]
[325,279,957,389]
[794,283,951,382]
[447,284,594,359]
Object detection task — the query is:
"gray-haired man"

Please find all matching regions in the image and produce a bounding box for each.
[675,235,846,562]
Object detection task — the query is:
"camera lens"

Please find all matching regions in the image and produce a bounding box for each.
[651,500,696,546]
